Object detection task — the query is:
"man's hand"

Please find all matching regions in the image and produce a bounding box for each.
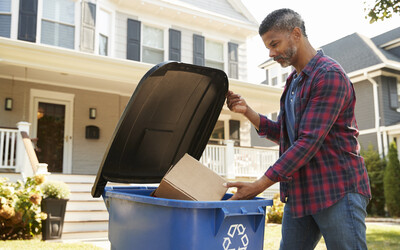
[226,90,248,114]
[224,175,275,200]
[226,90,261,130]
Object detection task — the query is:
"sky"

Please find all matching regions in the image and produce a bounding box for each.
[241,0,400,83]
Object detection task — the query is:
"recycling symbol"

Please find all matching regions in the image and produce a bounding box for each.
[222,224,249,250]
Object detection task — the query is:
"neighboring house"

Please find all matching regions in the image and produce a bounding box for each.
[258,27,400,158]
[0,0,282,175]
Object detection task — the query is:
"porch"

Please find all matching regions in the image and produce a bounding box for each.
[1,123,280,239]
[1,122,279,181]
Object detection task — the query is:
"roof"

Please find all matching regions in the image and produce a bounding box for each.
[320,33,384,74]
[176,0,258,25]
[259,27,400,75]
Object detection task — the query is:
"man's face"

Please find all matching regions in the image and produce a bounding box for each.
[261,29,297,68]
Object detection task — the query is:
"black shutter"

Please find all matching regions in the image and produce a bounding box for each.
[80,1,96,53]
[127,19,141,61]
[228,42,238,79]
[193,34,204,66]
[18,0,38,42]
[169,29,181,61]
[389,80,399,109]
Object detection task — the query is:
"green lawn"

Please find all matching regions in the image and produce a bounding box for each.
[264,222,400,250]
[1,223,399,249]
[0,239,103,250]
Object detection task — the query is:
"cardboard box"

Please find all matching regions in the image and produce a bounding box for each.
[152,154,228,201]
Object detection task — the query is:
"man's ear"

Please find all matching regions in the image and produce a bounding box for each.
[292,27,302,41]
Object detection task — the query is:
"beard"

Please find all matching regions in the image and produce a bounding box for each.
[274,43,297,68]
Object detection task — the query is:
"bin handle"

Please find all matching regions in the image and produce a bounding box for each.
[215,206,265,236]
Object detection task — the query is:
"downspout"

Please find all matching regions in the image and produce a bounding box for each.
[364,72,383,157]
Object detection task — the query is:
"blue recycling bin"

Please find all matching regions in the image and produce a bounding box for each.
[92,62,273,250]
[103,186,272,250]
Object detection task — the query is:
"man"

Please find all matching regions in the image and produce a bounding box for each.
[225,8,371,250]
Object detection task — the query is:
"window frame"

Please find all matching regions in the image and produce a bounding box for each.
[96,7,112,56]
[40,0,76,49]
[0,0,12,38]
[205,38,225,71]
[141,22,167,64]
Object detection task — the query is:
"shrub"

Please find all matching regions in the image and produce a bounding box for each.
[267,193,284,224]
[41,180,70,200]
[361,144,386,216]
[0,175,47,240]
[384,142,400,217]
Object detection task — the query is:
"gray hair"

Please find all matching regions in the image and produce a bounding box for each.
[259,8,307,38]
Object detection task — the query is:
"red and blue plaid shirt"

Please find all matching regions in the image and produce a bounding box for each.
[259,50,371,218]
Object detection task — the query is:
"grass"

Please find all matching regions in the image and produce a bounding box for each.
[0,239,103,250]
[264,222,400,250]
[0,223,399,249]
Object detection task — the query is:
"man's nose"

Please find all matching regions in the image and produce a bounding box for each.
[269,49,277,58]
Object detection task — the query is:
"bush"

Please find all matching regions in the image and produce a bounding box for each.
[384,142,400,217]
[41,181,70,200]
[267,193,284,224]
[0,175,47,240]
[361,144,386,216]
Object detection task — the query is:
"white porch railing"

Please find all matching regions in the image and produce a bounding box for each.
[0,122,49,179]
[0,127,18,169]
[200,140,279,179]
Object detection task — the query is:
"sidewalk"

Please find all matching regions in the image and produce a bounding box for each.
[366,217,400,225]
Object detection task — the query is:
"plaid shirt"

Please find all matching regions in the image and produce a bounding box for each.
[259,50,371,218]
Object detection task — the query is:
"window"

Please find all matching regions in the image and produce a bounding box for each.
[282,73,288,84]
[142,25,164,64]
[229,120,240,146]
[205,40,224,70]
[210,121,225,144]
[0,0,11,38]
[228,42,238,79]
[41,0,75,49]
[271,77,278,86]
[98,9,110,56]
[209,120,240,145]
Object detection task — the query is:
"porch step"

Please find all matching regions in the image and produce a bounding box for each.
[63,220,108,233]
[61,231,109,240]
[46,174,112,240]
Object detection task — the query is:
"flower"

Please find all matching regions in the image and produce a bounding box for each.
[0,205,15,220]
[42,181,70,199]
[34,174,46,185]
[29,193,42,205]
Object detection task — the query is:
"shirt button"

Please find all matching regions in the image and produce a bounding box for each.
[291,91,294,95]
[290,98,293,102]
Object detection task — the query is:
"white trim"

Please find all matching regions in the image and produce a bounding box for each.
[10,0,18,39]
[380,38,400,50]
[29,89,74,174]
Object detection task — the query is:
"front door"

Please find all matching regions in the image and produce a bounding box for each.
[36,102,65,172]
[30,89,74,173]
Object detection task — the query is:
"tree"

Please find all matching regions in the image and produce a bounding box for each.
[384,142,400,217]
[361,145,385,216]
[365,0,400,23]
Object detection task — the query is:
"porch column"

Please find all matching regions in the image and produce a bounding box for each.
[16,122,33,178]
[225,140,235,180]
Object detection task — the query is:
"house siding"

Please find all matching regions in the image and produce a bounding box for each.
[0,78,29,128]
[71,89,127,174]
[114,11,138,60]
[354,80,375,130]
[0,79,129,174]
[359,133,378,152]
[113,12,248,80]
[238,42,248,81]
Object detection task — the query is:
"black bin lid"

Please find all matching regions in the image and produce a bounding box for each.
[92,62,228,197]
